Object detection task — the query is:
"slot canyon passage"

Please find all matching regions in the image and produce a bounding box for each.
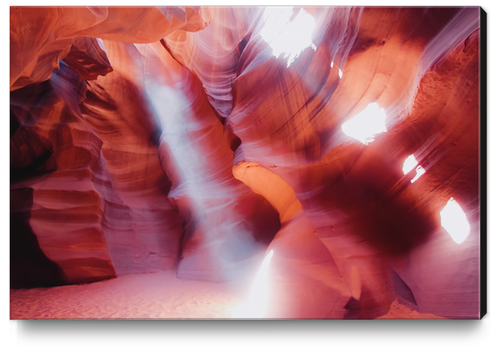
[9,6,483,320]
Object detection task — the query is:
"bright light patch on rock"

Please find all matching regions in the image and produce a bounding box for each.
[411,165,426,183]
[260,7,317,67]
[232,250,274,318]
[341,103,387,144]
[403,155,426,182]
[403,155,418,174]
[440,198,470,244]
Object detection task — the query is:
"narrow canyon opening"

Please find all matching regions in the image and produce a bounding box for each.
[10,6,483,320]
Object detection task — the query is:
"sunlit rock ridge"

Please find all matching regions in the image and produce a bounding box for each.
[10,6,482,319]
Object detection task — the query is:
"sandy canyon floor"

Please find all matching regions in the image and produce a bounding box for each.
[10,270,444,320]
[10,270,250,320]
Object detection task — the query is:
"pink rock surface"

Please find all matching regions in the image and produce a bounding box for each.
[10,6,211,90]
[11,63,117,285]
[10,6,482,319]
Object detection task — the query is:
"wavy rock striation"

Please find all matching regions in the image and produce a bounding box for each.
[10,6,481,319]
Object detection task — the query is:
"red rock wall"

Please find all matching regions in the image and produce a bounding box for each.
[11,62,117,284]
[79,40,185,276]
[10,6,211,90]
[10,5,280,286]
[10,6,481,319]
[10,6,214,282]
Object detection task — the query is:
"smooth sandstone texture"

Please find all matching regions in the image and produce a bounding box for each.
[10,6,211,90]
[10,6,481,319]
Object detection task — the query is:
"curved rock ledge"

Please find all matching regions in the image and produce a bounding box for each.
[10,6,482,319]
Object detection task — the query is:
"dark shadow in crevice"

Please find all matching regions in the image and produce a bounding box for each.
[10,187,67,289]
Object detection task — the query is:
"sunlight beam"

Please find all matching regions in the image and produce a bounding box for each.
[231,250,274,318]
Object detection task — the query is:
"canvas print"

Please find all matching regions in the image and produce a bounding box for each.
[10,6,484,319]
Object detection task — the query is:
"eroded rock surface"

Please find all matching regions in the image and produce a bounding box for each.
[10,6,481,319]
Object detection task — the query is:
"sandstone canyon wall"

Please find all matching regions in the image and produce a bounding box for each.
[10,6,482,319]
